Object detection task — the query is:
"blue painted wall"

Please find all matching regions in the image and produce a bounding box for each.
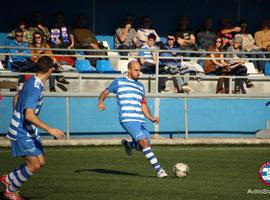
[0,0,269,35]
[1,97,269,137]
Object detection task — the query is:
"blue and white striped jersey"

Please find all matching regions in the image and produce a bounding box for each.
[7,76,43,141]
[139,44,157,64]
[107,77,145,123]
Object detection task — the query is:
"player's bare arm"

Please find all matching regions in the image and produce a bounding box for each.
[98,89,110,111]
[12,93,19,111]
[25,109,64,139]
[141,103,159,124]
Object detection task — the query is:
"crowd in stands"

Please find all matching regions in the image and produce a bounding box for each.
[2,12,270,94]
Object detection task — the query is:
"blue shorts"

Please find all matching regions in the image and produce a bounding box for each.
[10,137,44,157]
[121,121,151,144]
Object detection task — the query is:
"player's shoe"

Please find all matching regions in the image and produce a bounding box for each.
[157,169,168,178]
[121,139,132,156]
[0,175,10,188]
[4,190,25,200]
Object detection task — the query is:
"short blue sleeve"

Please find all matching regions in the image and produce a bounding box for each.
[107,78,119,93]
[24,88,41,110]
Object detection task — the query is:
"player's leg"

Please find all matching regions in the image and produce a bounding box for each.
[138,125,167,178]
[1,138,44,199]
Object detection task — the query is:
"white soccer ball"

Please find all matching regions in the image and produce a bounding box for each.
[173,163,189,177]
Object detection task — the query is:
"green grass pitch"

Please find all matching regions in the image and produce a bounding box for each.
[0,145,269,200]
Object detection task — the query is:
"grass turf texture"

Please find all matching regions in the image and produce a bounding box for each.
[0,145,269,200]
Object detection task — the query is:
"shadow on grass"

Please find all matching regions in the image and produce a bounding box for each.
[74,168,140,176]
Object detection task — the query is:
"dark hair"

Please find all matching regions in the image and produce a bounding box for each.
[215,37,223,51]
[32,31,45,46]
[14,28,23,34]
[148,33,156,41]
[36,56,54,73]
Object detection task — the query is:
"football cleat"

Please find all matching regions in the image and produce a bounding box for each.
[4,190,25,200]
[157,169,168,178]
[121,139,132,156]
[0,175,10,188]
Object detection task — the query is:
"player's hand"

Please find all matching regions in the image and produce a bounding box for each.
[47,128,65,139]
[98,102,106,111]
[151,117,159,124]
[125,24,132,30]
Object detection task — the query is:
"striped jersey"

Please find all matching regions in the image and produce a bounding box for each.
[139,44,157,64]
[7,76,43,141]
[107,77,145,123]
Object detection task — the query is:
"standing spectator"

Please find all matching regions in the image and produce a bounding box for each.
[139,33,158,74]
[29,12,50,44]
[226,37,254,93]
[136,16,160,47]
[217,18,241,50]
[160,35,193,93]
[49,12,75,66]
[29,32,69,92]
[204,37,230,93]
[235,21,266,72]
[254,18,270,50]
[8,19,30,43]
[197,17,217,51]
[114,15,137,55]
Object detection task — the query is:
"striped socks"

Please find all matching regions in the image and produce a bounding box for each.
[7,165,33,192]
[142,147,161,173]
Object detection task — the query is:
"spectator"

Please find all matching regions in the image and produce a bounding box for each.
[29,12,50,43]
[160,35,193,93]
[175,16,196,52]
[8,19,30,43]
[29,31,69,92]
[72,14,99,49]
[72,14,107,67]
[50,12,75,66]
[114,15,137,55]
[7,28,36,72]
[197,17,217,51]
[217,18,241,50]
[235,21,266,72]
[204,37,230,93]
[254,18,270,50]
[226,37,254,94]
[136,16,160,47]
[139,33,158,74]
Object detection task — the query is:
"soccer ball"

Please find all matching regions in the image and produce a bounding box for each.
[173,163,189,177]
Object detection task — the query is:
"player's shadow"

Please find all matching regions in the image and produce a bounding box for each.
[74,168,140,177]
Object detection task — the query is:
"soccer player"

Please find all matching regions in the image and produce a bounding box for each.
[0,56,65,200]
[98,60,168,178]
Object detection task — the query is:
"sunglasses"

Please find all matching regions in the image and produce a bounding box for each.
[15,34,23,38]
[216,40,222,43]
[34,36,41,39]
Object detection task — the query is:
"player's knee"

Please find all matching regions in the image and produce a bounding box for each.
[139,138,150,149]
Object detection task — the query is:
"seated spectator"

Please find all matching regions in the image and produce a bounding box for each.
[139,33,158,74]
[175,16,196,52]
[235,21,266,72]
[226,37,254,94]
[50,12,75,66]
[217,18,241,50]
[160,35,193,93]
[29,32,69,92]
[29,12,50,44]
[114,15,137,55]
[204,37,230,93]
[8,19,30,43]
[72,14,107,67]
[197,17,217,51]
[72,14,99,49]
[7,28,36,72]
[136,16,160,47]
[254,18,270,50]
